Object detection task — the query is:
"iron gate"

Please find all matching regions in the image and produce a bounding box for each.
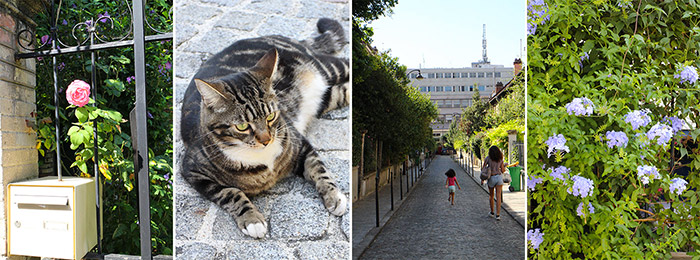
[14,0,172,258]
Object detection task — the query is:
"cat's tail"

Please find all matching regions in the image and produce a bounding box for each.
[308,18,348,55]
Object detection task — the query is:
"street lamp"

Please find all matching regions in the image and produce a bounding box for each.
[406,69,424,80]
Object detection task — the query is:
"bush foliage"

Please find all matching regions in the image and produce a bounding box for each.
[528,0,700,258]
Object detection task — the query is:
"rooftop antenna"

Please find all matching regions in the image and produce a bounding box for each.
[482,24,489,63]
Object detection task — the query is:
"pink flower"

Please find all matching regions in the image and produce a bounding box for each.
[66,80,91,107]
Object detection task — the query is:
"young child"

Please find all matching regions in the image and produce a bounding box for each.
[444,169,461,205]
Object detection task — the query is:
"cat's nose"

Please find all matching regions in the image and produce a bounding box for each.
[256,131,271,146]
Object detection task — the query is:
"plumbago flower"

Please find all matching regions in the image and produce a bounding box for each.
[527,0,550,35]
[634,133,649,147]
[549,165,570,181]
[669,178,688,195]
[675,65,698,84]
[528,176,543,191]
[527,228,544,250]
[565,97,594,116]
[663,116,683,133]
[646,123,673,146]
[568,175,594,198]
[624,110,651,130]
[576,202,595,217]
[605,131,628,148]
[545,134,570,157]
[637,165,660,185]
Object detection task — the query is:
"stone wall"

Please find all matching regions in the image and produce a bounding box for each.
[0,0,38,258]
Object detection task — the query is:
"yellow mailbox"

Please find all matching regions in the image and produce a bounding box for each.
[7,176,97,259]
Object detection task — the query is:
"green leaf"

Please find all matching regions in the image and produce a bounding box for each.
[75,107,89,123]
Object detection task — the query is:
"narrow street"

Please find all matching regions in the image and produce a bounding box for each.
[358,155,525,259]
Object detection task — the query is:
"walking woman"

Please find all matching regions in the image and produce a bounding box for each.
[483,146,506,220]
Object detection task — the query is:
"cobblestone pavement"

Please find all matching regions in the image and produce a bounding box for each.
[358,156,525,260]
[173,1,350,259]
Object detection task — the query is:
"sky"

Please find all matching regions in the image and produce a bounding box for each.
[370,0,527,69]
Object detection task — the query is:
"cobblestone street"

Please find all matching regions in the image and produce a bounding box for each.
[359,156,525,259]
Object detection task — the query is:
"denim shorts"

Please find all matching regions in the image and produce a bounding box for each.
[488,174,504,188]
[448,185,456,193]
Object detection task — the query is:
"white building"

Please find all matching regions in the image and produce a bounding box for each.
[408,59,522,141]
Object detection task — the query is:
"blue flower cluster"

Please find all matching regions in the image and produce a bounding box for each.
[646,123,673,146]
[605,131,628,148]
[565,97,595,116]
[549,165,570,181]
[527,228,544,250]
[624,110,651,130]
[527,0,550,35]
[568,175,595,198]
[576,202,595,217]
[670,178,688,195]
[528,176,543,191]
[637,165,660,185]
[545,134,570,157]
[663,116,684,133]
[675,65,698,84]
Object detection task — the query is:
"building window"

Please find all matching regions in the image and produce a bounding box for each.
[461,72,469,78]
[444,73,452,78]
[477,72,485,78]
[436,73,443,78]
[469,72,476,78]
[495,72,502,77]
[420,86,427,92]
[410,73,417,79]
[428,73,435,78]
[469,86,474,91]
[445,86,453,92]
[436,86,444,92]
[479,86,485,91]
[486,72,493,78]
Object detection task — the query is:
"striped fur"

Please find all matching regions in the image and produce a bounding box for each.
[180,18,348,239]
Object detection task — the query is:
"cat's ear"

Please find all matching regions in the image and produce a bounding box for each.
[195,79,229,107]
[251,48,278,80]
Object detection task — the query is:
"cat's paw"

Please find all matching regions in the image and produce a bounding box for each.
[323,190,347,216]
[237,209,268,239]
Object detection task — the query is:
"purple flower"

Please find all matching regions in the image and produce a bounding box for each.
[164,173,170,181]
[647,123,673,146]
[670,178,688,195]
[98,11,111,23]
[62,19,68,25]
[527,0,549,35]
[605,131,628,148]
[565,97,595,116]
[40,35,50,44]
[147,111,153,119]
[85,19,93,27]
[637,165,660,185]
[675,65,698,84]
[545,134,570,158]
[617,0,632,8]
[576,202,595,217]
[663,116,683,133]
[528,176,543,191]
[37,57,43,61]
[624,110,651,130]
[57,62,66,71]
[549,166,570,181]
[568,175,594,198]
[527,228,544,250]
[165,61,172,70]
[126,76,136,84]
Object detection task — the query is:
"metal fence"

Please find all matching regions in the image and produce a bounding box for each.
[15,0,172,258]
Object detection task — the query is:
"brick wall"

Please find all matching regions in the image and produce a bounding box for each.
[0,1,38,258]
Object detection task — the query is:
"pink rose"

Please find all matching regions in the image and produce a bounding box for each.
[66,79,91,107]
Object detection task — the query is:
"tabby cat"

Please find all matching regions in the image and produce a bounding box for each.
[180,18,349,238]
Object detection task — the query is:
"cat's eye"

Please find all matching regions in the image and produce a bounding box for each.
[234,123,249,131]
[266,112,276,122]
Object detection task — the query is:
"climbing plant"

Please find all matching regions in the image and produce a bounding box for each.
[527,0,700,259]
